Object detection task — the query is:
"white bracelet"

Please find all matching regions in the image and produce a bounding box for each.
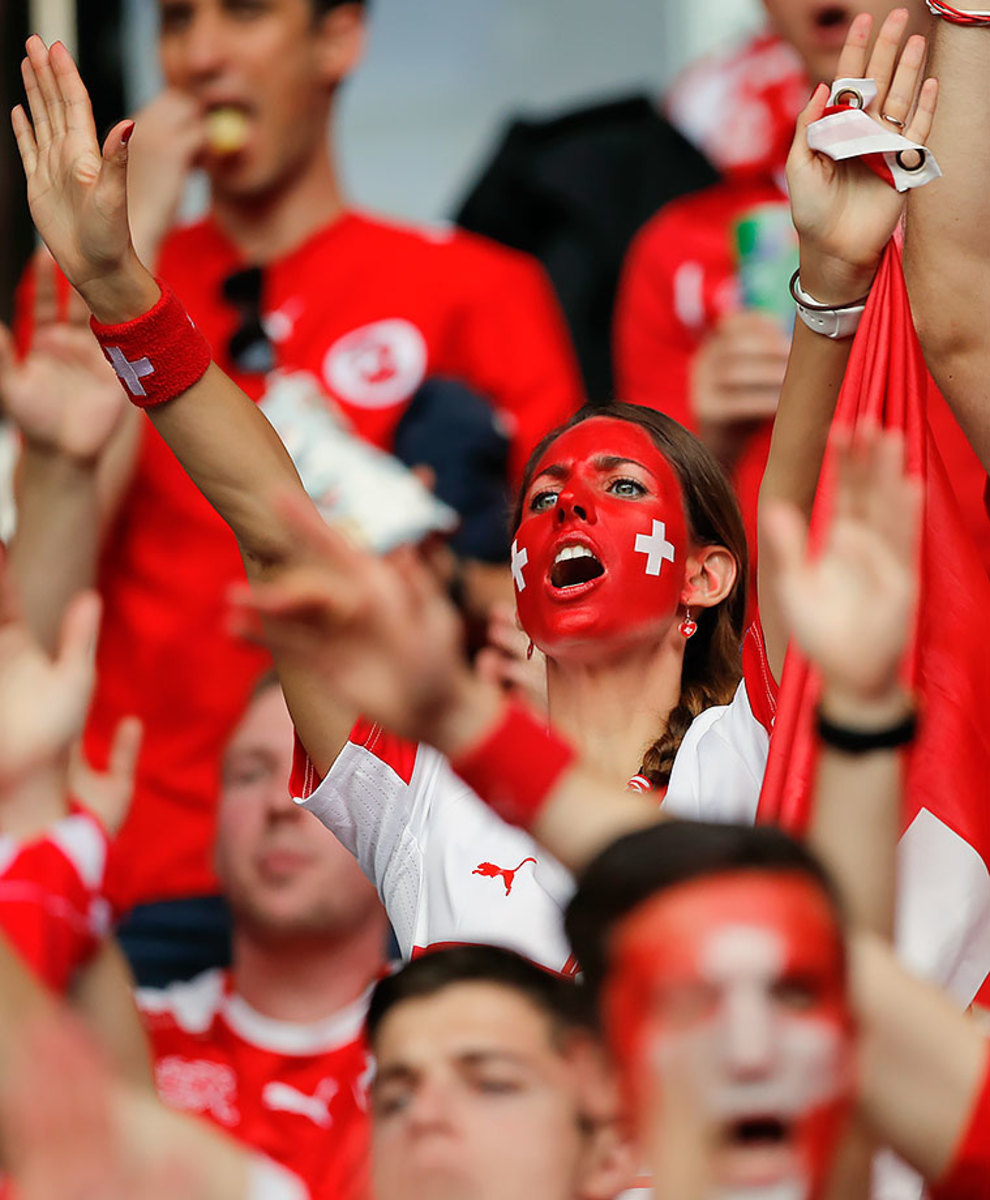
[789,270,870,339]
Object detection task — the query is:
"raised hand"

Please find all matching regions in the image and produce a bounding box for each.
[0,251,126,463]
[787,9,938,302]
[12,37,159,322]
[229,491,495,753]
[763,428,921,714]
[0,558,101,793]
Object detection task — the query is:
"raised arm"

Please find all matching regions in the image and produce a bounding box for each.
[763,429,920,937]
[11,36,358,770]
[11,37,306,576]
[904,7,990,469]
[758,10,936,679]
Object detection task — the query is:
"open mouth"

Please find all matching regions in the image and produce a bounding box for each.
[717,1114,796,1187]
[728,1115,791,1147]
[549,545,605,590]
[813,4,849,28]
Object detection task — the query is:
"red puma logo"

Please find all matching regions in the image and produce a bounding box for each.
[472,857,537,896]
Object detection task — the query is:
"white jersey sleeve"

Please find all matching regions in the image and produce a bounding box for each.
[662,623,777,826]
[292,719,440,954]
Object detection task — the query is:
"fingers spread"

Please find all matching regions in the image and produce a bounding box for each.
[904,77,938,147]
[11,105,39,176]
[49,40,97,136]
[880,33,927,127]
[864,8,912,115]
[834,12,874,82]
[25,35,66,138]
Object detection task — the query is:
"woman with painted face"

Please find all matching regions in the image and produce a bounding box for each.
[11,19,931,971]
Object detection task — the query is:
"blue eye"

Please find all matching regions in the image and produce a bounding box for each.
[530,490,559,513]
[608,477,647,498]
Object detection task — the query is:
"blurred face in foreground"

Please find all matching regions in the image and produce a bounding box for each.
[761,0,927,82]
[604,871,855,1200]
[371,982,630,1200]
[217,681,382,941]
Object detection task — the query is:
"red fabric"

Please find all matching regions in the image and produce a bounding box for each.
[140,970,371,1200]
[90,282,212,408]
[931,1047,990,1200]
[757,245,990,888]
[14,211,582,912]
[0,810,111,993]
[451,702,576,829]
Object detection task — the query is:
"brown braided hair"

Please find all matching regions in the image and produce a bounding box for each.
[513,403,748,790]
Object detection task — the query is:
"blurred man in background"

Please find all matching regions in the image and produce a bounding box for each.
[139,674,388,1200]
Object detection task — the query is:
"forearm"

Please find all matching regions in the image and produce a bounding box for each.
[853,933,988,1180]
[84,265,310,573]
[9,446,101,653]
[905,17,990,468]
[69,939,154,1091]
[809,685,913,939]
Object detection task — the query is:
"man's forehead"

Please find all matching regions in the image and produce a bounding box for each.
[699,923,785,983]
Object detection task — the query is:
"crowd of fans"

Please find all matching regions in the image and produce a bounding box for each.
[1,0,989,1198]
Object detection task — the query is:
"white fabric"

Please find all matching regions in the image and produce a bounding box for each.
[807,78,942,192]
[296,683,770,970]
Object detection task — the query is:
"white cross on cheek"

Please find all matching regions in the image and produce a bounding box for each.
[634,519,676,576]
[106,346,155,397]
[511,540,529,592]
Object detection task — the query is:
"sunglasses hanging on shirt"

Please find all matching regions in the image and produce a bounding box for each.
[221,265,276,375]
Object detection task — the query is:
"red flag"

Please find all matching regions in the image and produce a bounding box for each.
[757,241,990,1006]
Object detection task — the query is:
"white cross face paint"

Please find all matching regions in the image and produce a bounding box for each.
[604,873,855,1200]
[510,540,529,592]
[634,519,677,576]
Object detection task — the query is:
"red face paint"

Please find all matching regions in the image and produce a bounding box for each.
[603,872,855,1200]
[512,418,688,659]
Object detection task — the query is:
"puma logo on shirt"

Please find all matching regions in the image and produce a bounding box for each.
[472,857,537,896]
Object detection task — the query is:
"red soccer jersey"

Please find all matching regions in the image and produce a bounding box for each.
[138,969,373,1200]
[72,209,582,910]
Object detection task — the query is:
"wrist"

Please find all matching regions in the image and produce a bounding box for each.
[428,670,505,759]
[79,256,161,325]
[797,244,879,308]
[819,684,914,732]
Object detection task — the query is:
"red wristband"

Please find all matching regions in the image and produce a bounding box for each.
[91,281,212,409]
[451,702,576,828]
[926,1,990,23]
[0,808,112,993]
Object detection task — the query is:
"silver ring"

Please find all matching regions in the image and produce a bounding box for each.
[882,113,906,128]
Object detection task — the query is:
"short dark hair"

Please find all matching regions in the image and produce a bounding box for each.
[565,821,845,1008]
[366,944,595,1048]
[313,0,368,12]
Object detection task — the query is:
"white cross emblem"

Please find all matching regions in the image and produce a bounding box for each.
[511,540,529,592]
[634,520,676,576]
[106,346,155,397]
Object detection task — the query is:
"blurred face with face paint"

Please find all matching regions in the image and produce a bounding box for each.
[603,871,855,1200]
[513,417,690,662]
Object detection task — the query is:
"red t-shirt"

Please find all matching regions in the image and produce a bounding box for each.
[67,210,582,910]
[138,969,373,1200]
